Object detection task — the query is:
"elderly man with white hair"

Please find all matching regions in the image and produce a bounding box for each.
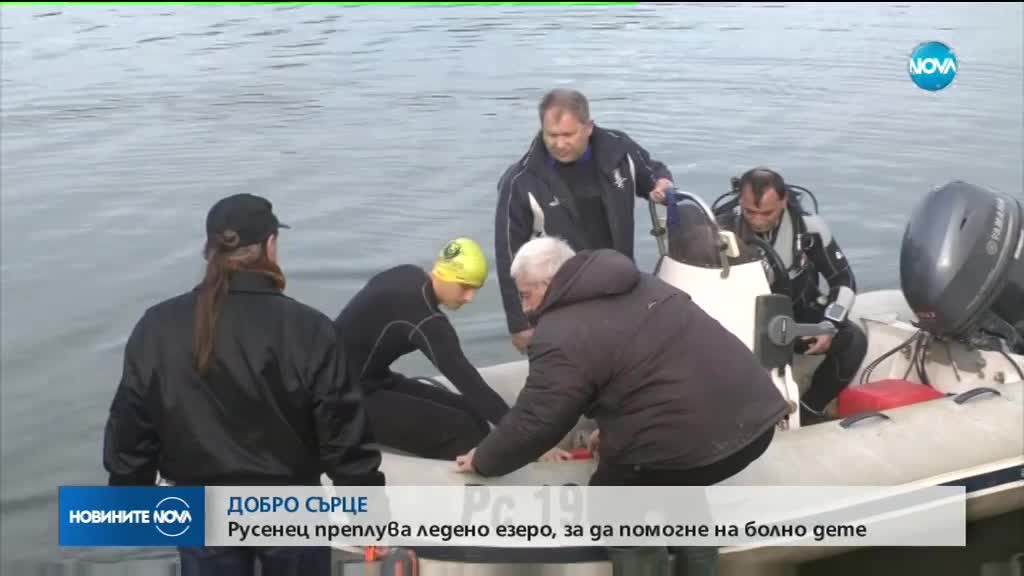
[456,237,786,482]
[455,237,788,574]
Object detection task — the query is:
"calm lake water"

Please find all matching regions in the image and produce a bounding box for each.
[1,2,1022,571]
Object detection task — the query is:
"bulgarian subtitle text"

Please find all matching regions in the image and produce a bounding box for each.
[223,520,868,544]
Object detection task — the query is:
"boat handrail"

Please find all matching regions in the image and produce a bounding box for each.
[839,411,892,429]
[953,387,1003,404]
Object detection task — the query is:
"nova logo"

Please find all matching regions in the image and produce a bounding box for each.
[59,486,205,547]
[153,496,193,538]
[908,41,957,91]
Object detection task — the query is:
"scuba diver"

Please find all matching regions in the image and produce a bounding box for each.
[715,167,868,423]
[333,237,512,460]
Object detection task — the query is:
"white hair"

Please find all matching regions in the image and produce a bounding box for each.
[510,236,576,284]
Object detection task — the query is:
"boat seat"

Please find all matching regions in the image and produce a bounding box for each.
[837,378,946,417]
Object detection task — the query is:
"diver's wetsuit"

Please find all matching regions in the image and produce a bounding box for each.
[717,205,868,420]
[334,265,510,460]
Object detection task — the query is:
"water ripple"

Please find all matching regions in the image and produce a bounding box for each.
[1,2,1021,568]
[209,18,252,29]
[246,27,291,37]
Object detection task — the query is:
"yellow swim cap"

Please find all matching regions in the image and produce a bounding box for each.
[432,237,488,288]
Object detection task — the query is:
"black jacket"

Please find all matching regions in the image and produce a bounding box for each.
[472,250,789,477]
[333,265,510,425]
[494,125,674,334]
[103,271,385,487]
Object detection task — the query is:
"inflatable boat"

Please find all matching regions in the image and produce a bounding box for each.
[339,181,1024,575]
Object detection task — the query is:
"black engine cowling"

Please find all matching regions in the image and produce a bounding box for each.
[899,181,1023,349]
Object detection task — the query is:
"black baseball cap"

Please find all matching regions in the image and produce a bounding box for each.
[206,193,290,247]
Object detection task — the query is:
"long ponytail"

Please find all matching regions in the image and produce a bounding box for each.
[193,231,286,376]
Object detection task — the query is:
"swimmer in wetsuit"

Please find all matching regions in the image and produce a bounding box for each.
[333,238,511,460]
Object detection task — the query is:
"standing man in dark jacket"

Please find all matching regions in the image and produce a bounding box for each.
[495,88,676,353]
[716,167,868,423]
[455,237,788,575]
[103,194,384,576]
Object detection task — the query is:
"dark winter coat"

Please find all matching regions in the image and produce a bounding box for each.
[472,250,789,477]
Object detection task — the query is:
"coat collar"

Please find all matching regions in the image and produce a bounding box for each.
[192,270,283,295]
[229,270,282,294]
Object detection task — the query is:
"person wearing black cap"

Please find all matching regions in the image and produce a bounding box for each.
[102,193,384,576]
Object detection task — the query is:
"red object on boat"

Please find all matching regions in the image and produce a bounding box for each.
[837,379,946,417]
[568,448,593,460]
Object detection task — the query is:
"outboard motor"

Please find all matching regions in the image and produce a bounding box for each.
[900,181,1023,353]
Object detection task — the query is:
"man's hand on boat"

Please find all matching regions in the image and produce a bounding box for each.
[649,178,673,204]
[511,328,534,354]
[454,448,476,473]
[453,447,573,473]
[802,334,834,355]
[538,447,573,462]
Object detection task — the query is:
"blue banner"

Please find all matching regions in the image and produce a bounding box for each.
[59,486,205,547]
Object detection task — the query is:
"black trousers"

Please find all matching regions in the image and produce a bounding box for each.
[362,373,491,460]
[588,426,775,486]
[178,546,330,576]
[589,428,774,576]
[799,320,869,414]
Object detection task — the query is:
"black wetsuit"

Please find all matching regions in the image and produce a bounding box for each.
[334,265,510,460]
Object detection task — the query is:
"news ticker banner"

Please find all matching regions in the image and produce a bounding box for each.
[60,484,966,549]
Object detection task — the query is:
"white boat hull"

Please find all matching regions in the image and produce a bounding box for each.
[348,287,1023,574]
